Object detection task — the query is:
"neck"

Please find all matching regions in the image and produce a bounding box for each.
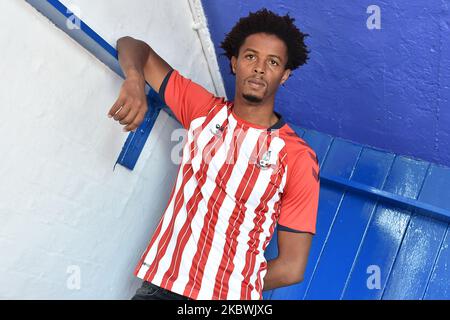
[232,94,279,128]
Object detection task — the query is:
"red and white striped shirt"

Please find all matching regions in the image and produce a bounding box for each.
[134,69,320,300]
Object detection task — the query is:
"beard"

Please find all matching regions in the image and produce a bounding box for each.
[242,93,263,104]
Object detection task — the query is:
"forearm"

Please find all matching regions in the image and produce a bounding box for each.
[262,258,302,291]
[116,36,150,79]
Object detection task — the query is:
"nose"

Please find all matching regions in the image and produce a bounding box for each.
[254,67,265,75]
[254,60,265,75]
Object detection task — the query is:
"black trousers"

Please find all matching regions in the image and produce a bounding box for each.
[131,281,193,300]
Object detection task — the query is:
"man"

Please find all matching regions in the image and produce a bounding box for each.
[108,8,320,300]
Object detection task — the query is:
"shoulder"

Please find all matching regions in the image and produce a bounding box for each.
[279,125,319,183]
[280,125,318,164]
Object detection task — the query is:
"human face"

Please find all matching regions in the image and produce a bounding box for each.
[231,32,291,104]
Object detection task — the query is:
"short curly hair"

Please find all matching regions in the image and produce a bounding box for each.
[220,8,310,74]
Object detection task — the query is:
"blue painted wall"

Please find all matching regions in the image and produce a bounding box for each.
[202,0,450,167]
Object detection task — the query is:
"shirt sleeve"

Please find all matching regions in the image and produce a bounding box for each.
[159,68,222,129]
[277,149,320,235]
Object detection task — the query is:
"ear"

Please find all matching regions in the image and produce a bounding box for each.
[231,56,237,74]
[280,68,291,85]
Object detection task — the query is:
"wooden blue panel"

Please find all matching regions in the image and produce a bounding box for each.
[341,157,429,299]
[381,214,447,299]
[382,164,450,299]
[416,164,450,300]
[269,138,363,300]
[304,147,395,299]
[424,227,450,299]
[416,164,450,212]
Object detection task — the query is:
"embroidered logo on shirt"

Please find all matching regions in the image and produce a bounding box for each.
[256,150,274,170]
[210,123,224,136]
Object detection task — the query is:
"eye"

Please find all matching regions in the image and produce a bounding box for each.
[246,54,255,60]
[270,59,279,66]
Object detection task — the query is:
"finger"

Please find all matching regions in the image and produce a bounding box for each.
[119,106,139,126]
[123,102,146,131]
[108,97,125,118]
[124,109,146,132]
[113,103,131,121]
[123,114,142,132]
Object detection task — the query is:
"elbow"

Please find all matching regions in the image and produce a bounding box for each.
[117,36,151,51]
[117,35,133,42]
[116,36,132,46]
[285,271,304,285]
[292,276,304,285]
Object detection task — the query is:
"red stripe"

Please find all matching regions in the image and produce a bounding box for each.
[142,155,194,281]
[240,150,287,299]
[160,115,231,290]
[213,127,265,300]
[255,197,283,296]
[133,161,183,277]
[142,108,219,282]
[212,131,272,299]
[254,261,267,298]
[183,121,246,299]
[133,123,201,278]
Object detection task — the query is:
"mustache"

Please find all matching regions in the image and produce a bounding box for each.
[245,76,267,86]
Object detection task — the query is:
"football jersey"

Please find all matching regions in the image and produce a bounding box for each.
[134,69,320,300]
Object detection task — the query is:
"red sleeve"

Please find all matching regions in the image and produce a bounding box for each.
[159,69,222,129]
[278,149,320,235]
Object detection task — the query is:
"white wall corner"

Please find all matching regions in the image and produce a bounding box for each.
[187,0,227,99]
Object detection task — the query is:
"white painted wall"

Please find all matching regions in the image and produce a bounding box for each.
[0,0,221,299]
[59,0,225,96]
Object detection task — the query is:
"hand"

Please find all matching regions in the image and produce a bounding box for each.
[108,73,147,132]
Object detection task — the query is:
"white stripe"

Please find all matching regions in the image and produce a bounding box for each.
[185,110,239,298]
[226,136,286,299]
[195,116,252,299]
[169,105,230,294]
[252,166,288,298]
[150,113,218,285]
[156,111,236,290]
[136,116,207,279]
[250,152,287,300]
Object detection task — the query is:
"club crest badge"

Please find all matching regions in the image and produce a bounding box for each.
[210,123,224,136]
[256,150,273,170]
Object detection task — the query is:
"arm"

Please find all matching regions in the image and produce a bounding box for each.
[263,148,320,291]
[108,36,172,132]
[262,230,313,291]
